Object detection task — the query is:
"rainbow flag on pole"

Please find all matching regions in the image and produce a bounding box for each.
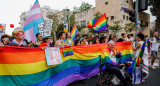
[92,13,108,32]
[87,19,96,28]
[23,0,44,42]
[71,25,79,42]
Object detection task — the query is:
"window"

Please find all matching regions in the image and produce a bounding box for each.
[123,15,125,20]
[126,16,128,20]
[81,20,86,28]
[145,22,148,27]
[126,0,129,3]
[105,2,108,5]
[111,16,114,21]
[107,17,109,21]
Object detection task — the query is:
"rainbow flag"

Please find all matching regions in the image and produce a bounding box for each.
[127,40,149,73]
[87,19,97,28]
[71,25,79,42]
[23,0,44,42]
[0,42,132,86]
[92,13,108,32]
[63,48,73,57]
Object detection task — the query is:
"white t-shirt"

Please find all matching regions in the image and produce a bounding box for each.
[150,37,159,52]
[129,37,134,41]
[110,51,118,63]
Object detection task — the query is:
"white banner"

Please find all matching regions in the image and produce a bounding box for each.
[38,19,53,36]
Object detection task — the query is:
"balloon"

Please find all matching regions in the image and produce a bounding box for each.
[10,24,14,28]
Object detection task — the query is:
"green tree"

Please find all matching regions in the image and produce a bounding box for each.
[124,23,135,33]
[108,21,122,35]
[149,0,160,36]
[73,2,93,13]
[94,11,103,20]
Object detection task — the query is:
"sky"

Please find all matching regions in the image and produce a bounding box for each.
[0,0,156,35]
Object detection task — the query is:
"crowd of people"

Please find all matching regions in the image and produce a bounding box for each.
[0,28,135,48]
[0,28,159,85]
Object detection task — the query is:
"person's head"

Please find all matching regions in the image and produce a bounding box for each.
[82,38,87,43]
[66,32,71,38]
[95,36,99,39]
[1,35,9,44]
[127,34,131,39]
[100,37,105,43]
[92,37,99,44]
[13,29,25,41]
[136,33,144,41]
[153,31,158,38]
[74,39,81,45]
[36,33,42,41]
[108,40,115,50]
[121,33,126,38]
[108,34,114,41]
[83,34,88,39]
[113,35,117,41]
[58,31,66,39]
[43,38,53,44]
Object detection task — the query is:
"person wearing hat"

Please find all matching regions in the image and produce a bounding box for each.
[39,34,53,48]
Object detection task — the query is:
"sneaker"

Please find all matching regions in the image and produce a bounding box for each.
[150,66,156,69]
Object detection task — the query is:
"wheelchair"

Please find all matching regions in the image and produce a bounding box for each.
[96,56,133,86]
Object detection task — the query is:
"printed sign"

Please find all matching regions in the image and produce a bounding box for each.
[38,18,53,36]
[136,20,140,29]
[0,24,6,39]
[45,47,62,66]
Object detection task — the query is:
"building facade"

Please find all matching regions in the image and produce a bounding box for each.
[75,0,150,37]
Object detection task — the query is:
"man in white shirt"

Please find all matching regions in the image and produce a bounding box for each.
[150,31,159,69]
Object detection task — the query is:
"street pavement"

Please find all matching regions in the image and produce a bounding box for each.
[68,59,160,86]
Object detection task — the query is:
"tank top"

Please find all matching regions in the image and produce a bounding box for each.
[135,41,144,58]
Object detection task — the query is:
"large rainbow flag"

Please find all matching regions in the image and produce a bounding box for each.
[92,13,108,32]
[0,42,132,86]
[71,25,79,42]
[23,0,44,42]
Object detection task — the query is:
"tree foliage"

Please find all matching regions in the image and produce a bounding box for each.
[149,0,160,35]
[108,21,122,35]
[73,2,93,13]
[94,11,103,20]
[123,23,135,33]
[48,14,59,36]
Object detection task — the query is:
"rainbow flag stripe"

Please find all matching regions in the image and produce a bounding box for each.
[0,42,133,86]
[71,25,79,42]
[87,19,97,28]
[92,13,108,32]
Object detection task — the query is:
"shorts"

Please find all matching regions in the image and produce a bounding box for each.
[151,51,158,58]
